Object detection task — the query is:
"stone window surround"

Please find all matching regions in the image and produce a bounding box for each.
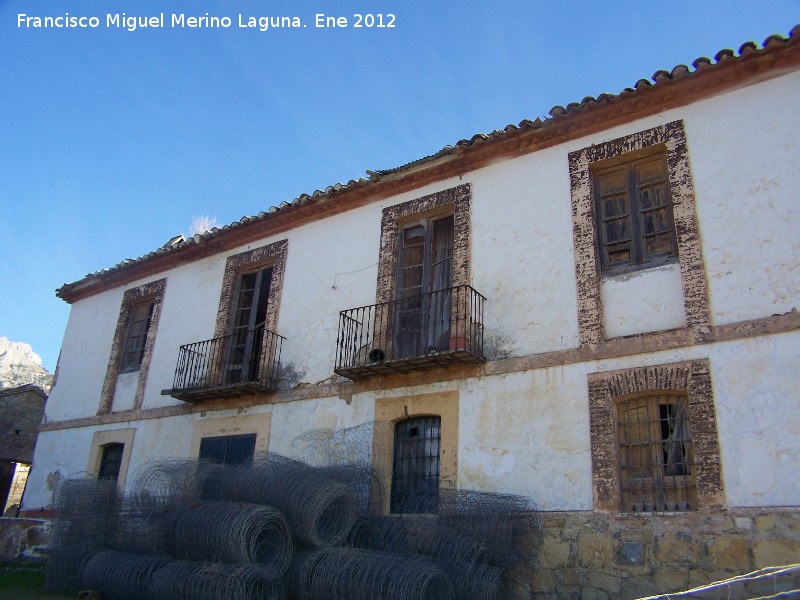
[373,390,459,514]
[375,184,471,305]
[568,120,711,346]
[212,239,288,341]
[587,359,724,512]
[99,278,167,415]
[87,428,136,491]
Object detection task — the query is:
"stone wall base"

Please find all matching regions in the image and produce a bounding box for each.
[515,507,800,599]
[0,518,50,562]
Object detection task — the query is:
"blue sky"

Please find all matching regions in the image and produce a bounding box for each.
[1,0,798,372]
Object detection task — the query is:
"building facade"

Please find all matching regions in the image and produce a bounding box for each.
[25,28,800,598]
[0,384,47,515]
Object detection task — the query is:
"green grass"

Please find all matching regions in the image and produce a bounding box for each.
[0,565,75,600]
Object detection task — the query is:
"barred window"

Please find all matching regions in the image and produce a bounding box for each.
[616,394,697,512]
[594,151,677,274]
[390,416,441,514]
[199,434,256,466]
[98,443,124,481]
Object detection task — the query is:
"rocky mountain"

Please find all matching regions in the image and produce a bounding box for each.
[0,338,53,392]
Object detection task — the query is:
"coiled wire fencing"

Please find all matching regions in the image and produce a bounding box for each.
[115,501,293,570]
[79,550,286,600]
[287,547,454,600]
[46,422,540,600]
[44,478,121,593]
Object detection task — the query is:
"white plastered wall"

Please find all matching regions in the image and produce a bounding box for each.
[470,155,580,357]
[600,263,687,337]
[141,253,228,410]
[276,206,384,385]
[45,292,120,421]
[709,330,800,507]
[684,70,800,326]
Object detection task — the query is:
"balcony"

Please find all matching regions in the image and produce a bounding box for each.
[335,285,486,380]
[164,324,285,402]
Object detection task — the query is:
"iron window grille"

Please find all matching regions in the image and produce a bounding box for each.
[199,434,257,466]
[616,394,697,512]
[98,443,124,481]
[391,416,441,514]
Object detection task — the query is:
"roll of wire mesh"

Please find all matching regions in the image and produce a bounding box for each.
[347,515,490,565]
[79,550,169,600]
[130,455,357,548]
[314,464,385,517]
[233,454,357,548]
[291,423,391,518]
[346,515,504,599]
[287,547,453,600]
[156,501,293,572]
[129,459,237,509]
[436,488,542,568]
[45,478,121,593]
[438,560,506,600]
[79,550,286,600]
[149,557,285,600]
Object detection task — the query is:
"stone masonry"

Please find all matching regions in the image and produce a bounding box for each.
[519,508,800,599]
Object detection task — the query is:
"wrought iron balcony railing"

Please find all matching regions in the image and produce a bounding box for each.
[164,324,285,402]
[335,284,486,380]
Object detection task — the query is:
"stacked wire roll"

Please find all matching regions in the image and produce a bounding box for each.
[79,550,286,600]
[45,423,541,600]
[437,488,542,568]
[234,454,357,547]
[155,501,292,570]
[128,459,203,508]
[79,551,170,600]
[287,547,454,600]
[345,513,524,600]
[148,558,285,600]
[44,478,121,593]
[347,515,491,565]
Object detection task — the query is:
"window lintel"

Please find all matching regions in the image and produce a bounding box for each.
[589,143,667,173]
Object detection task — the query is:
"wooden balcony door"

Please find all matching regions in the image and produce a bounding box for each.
[225,267,272,385]
[395,216,454,359]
